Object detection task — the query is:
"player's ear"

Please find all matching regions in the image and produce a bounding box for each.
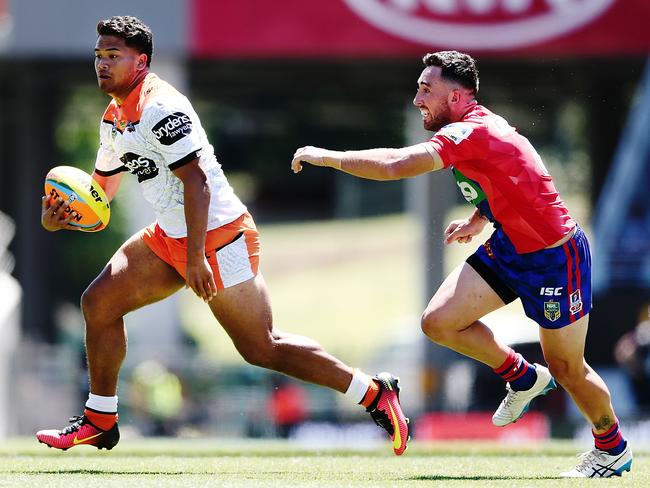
[137,53,147,70]
[449,88,460,104]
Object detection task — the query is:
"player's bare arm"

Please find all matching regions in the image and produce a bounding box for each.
[291,142,443,180]
[92,171,124,202]
[443,208,490,245]
[172,160,217,303]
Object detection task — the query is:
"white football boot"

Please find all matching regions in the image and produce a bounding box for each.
[492,363,556,426]
[560,444,633,478]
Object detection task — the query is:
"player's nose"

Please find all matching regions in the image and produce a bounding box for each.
[96,58,110,71]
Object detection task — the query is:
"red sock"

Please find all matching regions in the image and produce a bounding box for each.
[593,421,625,454]
[494,349,528,381]
[84,408,118,431]
[493,348,538,392]
[360,380,380,408]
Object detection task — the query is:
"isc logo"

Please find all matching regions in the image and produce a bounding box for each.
[344,0,614,49]
[540,287,563,296]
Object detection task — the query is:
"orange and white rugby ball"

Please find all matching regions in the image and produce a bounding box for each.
[44,166,110,232]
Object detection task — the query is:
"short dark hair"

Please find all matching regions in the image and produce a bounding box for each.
[97,16,153,67]
[422,51,479,94]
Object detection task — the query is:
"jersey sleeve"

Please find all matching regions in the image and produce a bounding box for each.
[141,98,203,171]
[428,122,476,169]
[94,120,125,176]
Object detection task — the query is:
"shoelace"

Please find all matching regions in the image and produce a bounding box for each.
[501,385,520,408]
[573,450,604,473]
[60,415,87,435]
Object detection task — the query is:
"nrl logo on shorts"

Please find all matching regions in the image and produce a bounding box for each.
[544,300,561,322]
[569,290,583,315]
[343,0,615,49]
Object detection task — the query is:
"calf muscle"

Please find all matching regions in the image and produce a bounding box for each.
[83,232,184,395]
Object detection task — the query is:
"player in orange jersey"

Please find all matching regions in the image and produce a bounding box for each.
[37,15,408,455]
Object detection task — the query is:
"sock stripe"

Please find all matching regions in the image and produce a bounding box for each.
[594,422,618,439]
[593,421,625,453]
[360,380,380,408]
[83,407,118,431]
[494,349,538,392]
[85,406,117,415]
[596,436,623,450]
[497,352,523,380]
[597,429,621,443]
[494,349,517,374]
[504,361,529,382]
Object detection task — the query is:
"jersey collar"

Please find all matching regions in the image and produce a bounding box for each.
[103,73,158,124]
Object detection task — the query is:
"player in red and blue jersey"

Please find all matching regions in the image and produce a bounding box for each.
[293,51,631,478]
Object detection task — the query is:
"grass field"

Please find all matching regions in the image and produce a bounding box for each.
[0,438,646,487]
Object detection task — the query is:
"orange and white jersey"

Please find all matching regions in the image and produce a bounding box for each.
[94,73,246,238]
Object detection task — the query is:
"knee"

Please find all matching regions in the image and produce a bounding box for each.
[237,338,279,370]
[421,309,454,345]
[80,285,102,324]
[546,358,586,389]
[80,284,118,326]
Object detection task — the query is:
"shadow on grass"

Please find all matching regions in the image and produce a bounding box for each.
[5,470,191,475]
[410,475,559,481]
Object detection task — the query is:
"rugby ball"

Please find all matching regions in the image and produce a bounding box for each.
[44,166,110,232]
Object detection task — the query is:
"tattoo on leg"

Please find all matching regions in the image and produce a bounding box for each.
[593,415,613,431]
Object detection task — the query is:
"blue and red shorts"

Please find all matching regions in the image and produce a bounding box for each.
[467,225,592,329]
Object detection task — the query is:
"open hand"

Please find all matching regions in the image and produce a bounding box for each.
[186,255,217,302]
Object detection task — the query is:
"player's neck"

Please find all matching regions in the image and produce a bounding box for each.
[112,70,149,106]
[453,100,478,121]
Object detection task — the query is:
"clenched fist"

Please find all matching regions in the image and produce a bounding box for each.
[291,146,340,173]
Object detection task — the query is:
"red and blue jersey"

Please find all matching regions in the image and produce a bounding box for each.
[429,105,575,254]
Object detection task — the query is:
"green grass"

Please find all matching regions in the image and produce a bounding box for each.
[0,439,646,487]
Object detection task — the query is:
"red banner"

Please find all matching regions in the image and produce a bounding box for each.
[415,412,549,440]
[192,0,650,58]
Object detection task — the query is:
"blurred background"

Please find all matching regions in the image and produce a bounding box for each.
[1,0,650,448]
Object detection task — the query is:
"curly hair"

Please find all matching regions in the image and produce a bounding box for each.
[97,16,153,67]
[422,51,479,95]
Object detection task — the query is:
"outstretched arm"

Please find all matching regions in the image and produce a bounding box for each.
[291,143,444,180]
